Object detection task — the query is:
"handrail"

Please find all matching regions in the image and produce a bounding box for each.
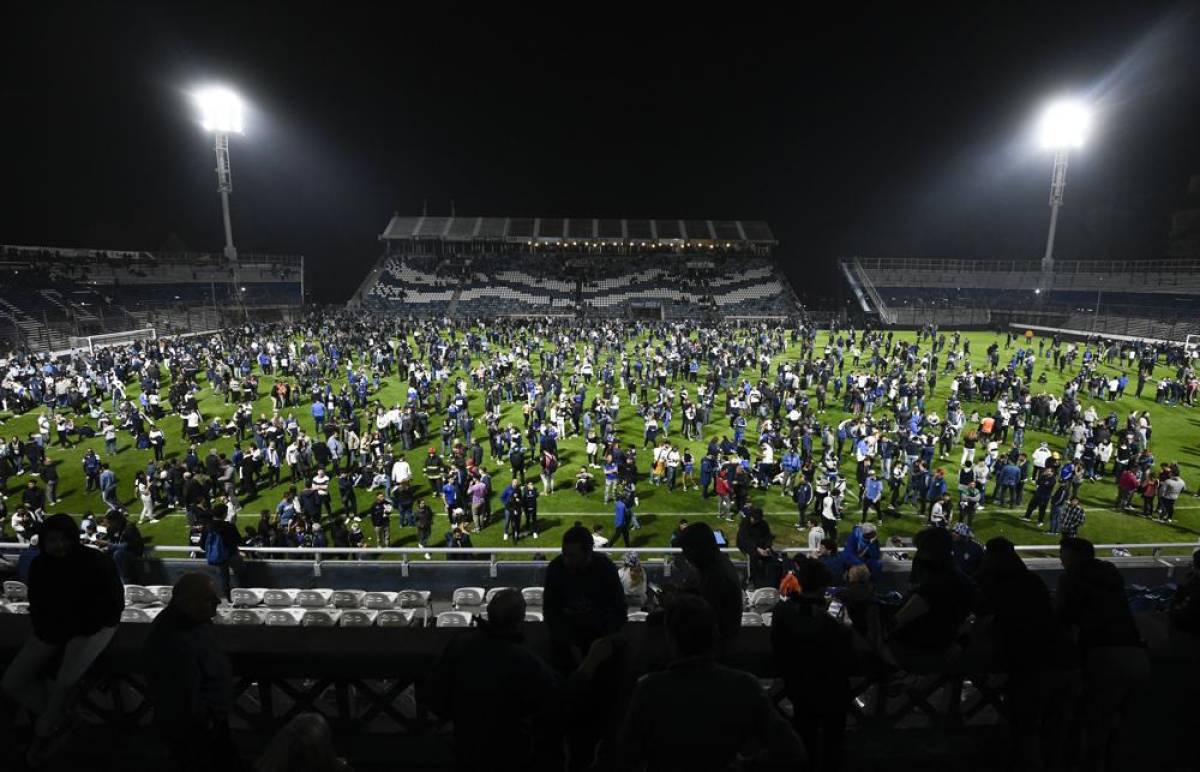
[1,542,1194,558]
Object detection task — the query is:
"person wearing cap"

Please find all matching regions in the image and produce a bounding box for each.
[423,447,444,492]
[2,513,124,766]
[841,522,881,581]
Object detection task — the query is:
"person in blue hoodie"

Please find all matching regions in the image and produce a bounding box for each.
[841,523,882,580]
[612,497,631,548]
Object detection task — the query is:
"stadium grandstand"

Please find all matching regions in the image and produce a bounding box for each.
[355,214,800,319]
[841,255,1200,341]
[0,245,304,351]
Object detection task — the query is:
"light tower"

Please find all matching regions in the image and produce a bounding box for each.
[195,87,244,261]
[1037,99,1090,271]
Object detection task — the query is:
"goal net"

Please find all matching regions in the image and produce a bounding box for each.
[69,328,157,353]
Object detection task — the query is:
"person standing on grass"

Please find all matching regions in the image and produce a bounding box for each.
[1059,497,1086,539]
[1158,471,1186,522]
[612,495,632,548]
[522,480,540,540]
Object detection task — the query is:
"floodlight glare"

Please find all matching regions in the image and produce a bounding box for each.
[1038,99,1089,150]
[196,88,244,134]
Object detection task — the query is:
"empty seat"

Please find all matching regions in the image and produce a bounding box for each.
[627,611,649,622]
[146,585,173,605]
[339,610,379,627]
[485,587,515,604]
[3,581,28,602]
[760,612,773,627]
[264,609,304,627]
[363,591,398,610]
[747,588,779,613]
[436,611,474,628]
[521,587,545,607]
[741,612,764,627]
[124,585,156,606]
[524,611,544,622]
[330,590,366,609]
[452,587,486,610]
[377,609,416,628]
[296,589,333,608]
[121,608,152,624]
[231,588,268,607]
[223,609,265,626]
[395,590,431,623]
[262,589,299,608]
[300,610,341,627]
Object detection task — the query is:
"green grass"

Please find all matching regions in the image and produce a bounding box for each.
[3,328,1199,558]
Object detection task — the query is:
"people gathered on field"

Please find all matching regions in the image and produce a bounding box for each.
[0,315,1197,564]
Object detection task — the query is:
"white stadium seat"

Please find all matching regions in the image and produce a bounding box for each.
[521,587,545,608]
[627,611,649,622]
[452,587,486,610]
[339,610,379,627]
[300,610,341,627]
[377,609,416,628]
[123,585,156,606]
[363,591,398,610]
[264,609,304,627]
[331,590,366,609]
[747,588,779,612]
[524,611,544,622]
[222,609,265,626]
[120,607,162,624]
[741,612,764,627]
[296,589,333,608]
[3,581,28,602]
[262,589,299,608]
[436,611,473,628]
[231,588,268,607]
[146,585,173,604]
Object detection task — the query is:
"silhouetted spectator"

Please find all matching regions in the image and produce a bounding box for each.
[677,522,743,643]
[255,713,350,772]
[886,527,975,654]
[618,594,806,771]
[143,573,238,772]
[771,557,853,771]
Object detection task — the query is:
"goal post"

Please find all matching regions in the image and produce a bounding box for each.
[69,328,157,353]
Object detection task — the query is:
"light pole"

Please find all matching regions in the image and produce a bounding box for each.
[1038,99,1090,272]
[195,87,244,262]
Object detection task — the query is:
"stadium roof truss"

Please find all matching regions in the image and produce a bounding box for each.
[380,215,775,246]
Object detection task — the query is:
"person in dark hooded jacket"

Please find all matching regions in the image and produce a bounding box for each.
[1,513,124,766]
[1057,537,1149,772]
[677,522,744,643]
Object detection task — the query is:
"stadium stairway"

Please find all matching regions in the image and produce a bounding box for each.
[445,285,463,316]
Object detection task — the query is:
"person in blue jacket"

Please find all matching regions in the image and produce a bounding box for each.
[612,497,632,548]
[841,523,882,580]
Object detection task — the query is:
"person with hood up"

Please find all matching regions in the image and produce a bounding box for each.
[841,522,882,580]
[677,522,744,643]
[1,513,124,766]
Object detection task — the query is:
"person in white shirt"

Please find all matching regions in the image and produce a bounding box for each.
[806,519,825,555]
[1031,442,1052,470]
[391,457,412,488]
[619,551,648,608]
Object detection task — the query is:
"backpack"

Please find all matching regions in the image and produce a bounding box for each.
[205,529,230,566]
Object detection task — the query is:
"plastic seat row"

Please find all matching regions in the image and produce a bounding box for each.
[451,586,543,610]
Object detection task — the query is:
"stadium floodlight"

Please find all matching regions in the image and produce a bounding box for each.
[1037,98,1091,271]
[194,86,245,261]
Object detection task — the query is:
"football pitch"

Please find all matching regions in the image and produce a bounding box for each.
[3,327,1199,557]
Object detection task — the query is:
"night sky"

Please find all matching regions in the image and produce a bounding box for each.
[5,1,1199,303]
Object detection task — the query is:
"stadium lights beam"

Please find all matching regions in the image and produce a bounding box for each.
[194,86,245,262]
[1037,98,1091,272]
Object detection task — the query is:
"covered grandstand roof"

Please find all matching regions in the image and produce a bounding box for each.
[380,215,776,245]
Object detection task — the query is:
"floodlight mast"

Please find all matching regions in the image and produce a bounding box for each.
[1038,100,1089,272]
[196,88,243,262]
[214,132,236,261]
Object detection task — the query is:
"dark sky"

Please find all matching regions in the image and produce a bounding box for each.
[4,1,1199,303]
